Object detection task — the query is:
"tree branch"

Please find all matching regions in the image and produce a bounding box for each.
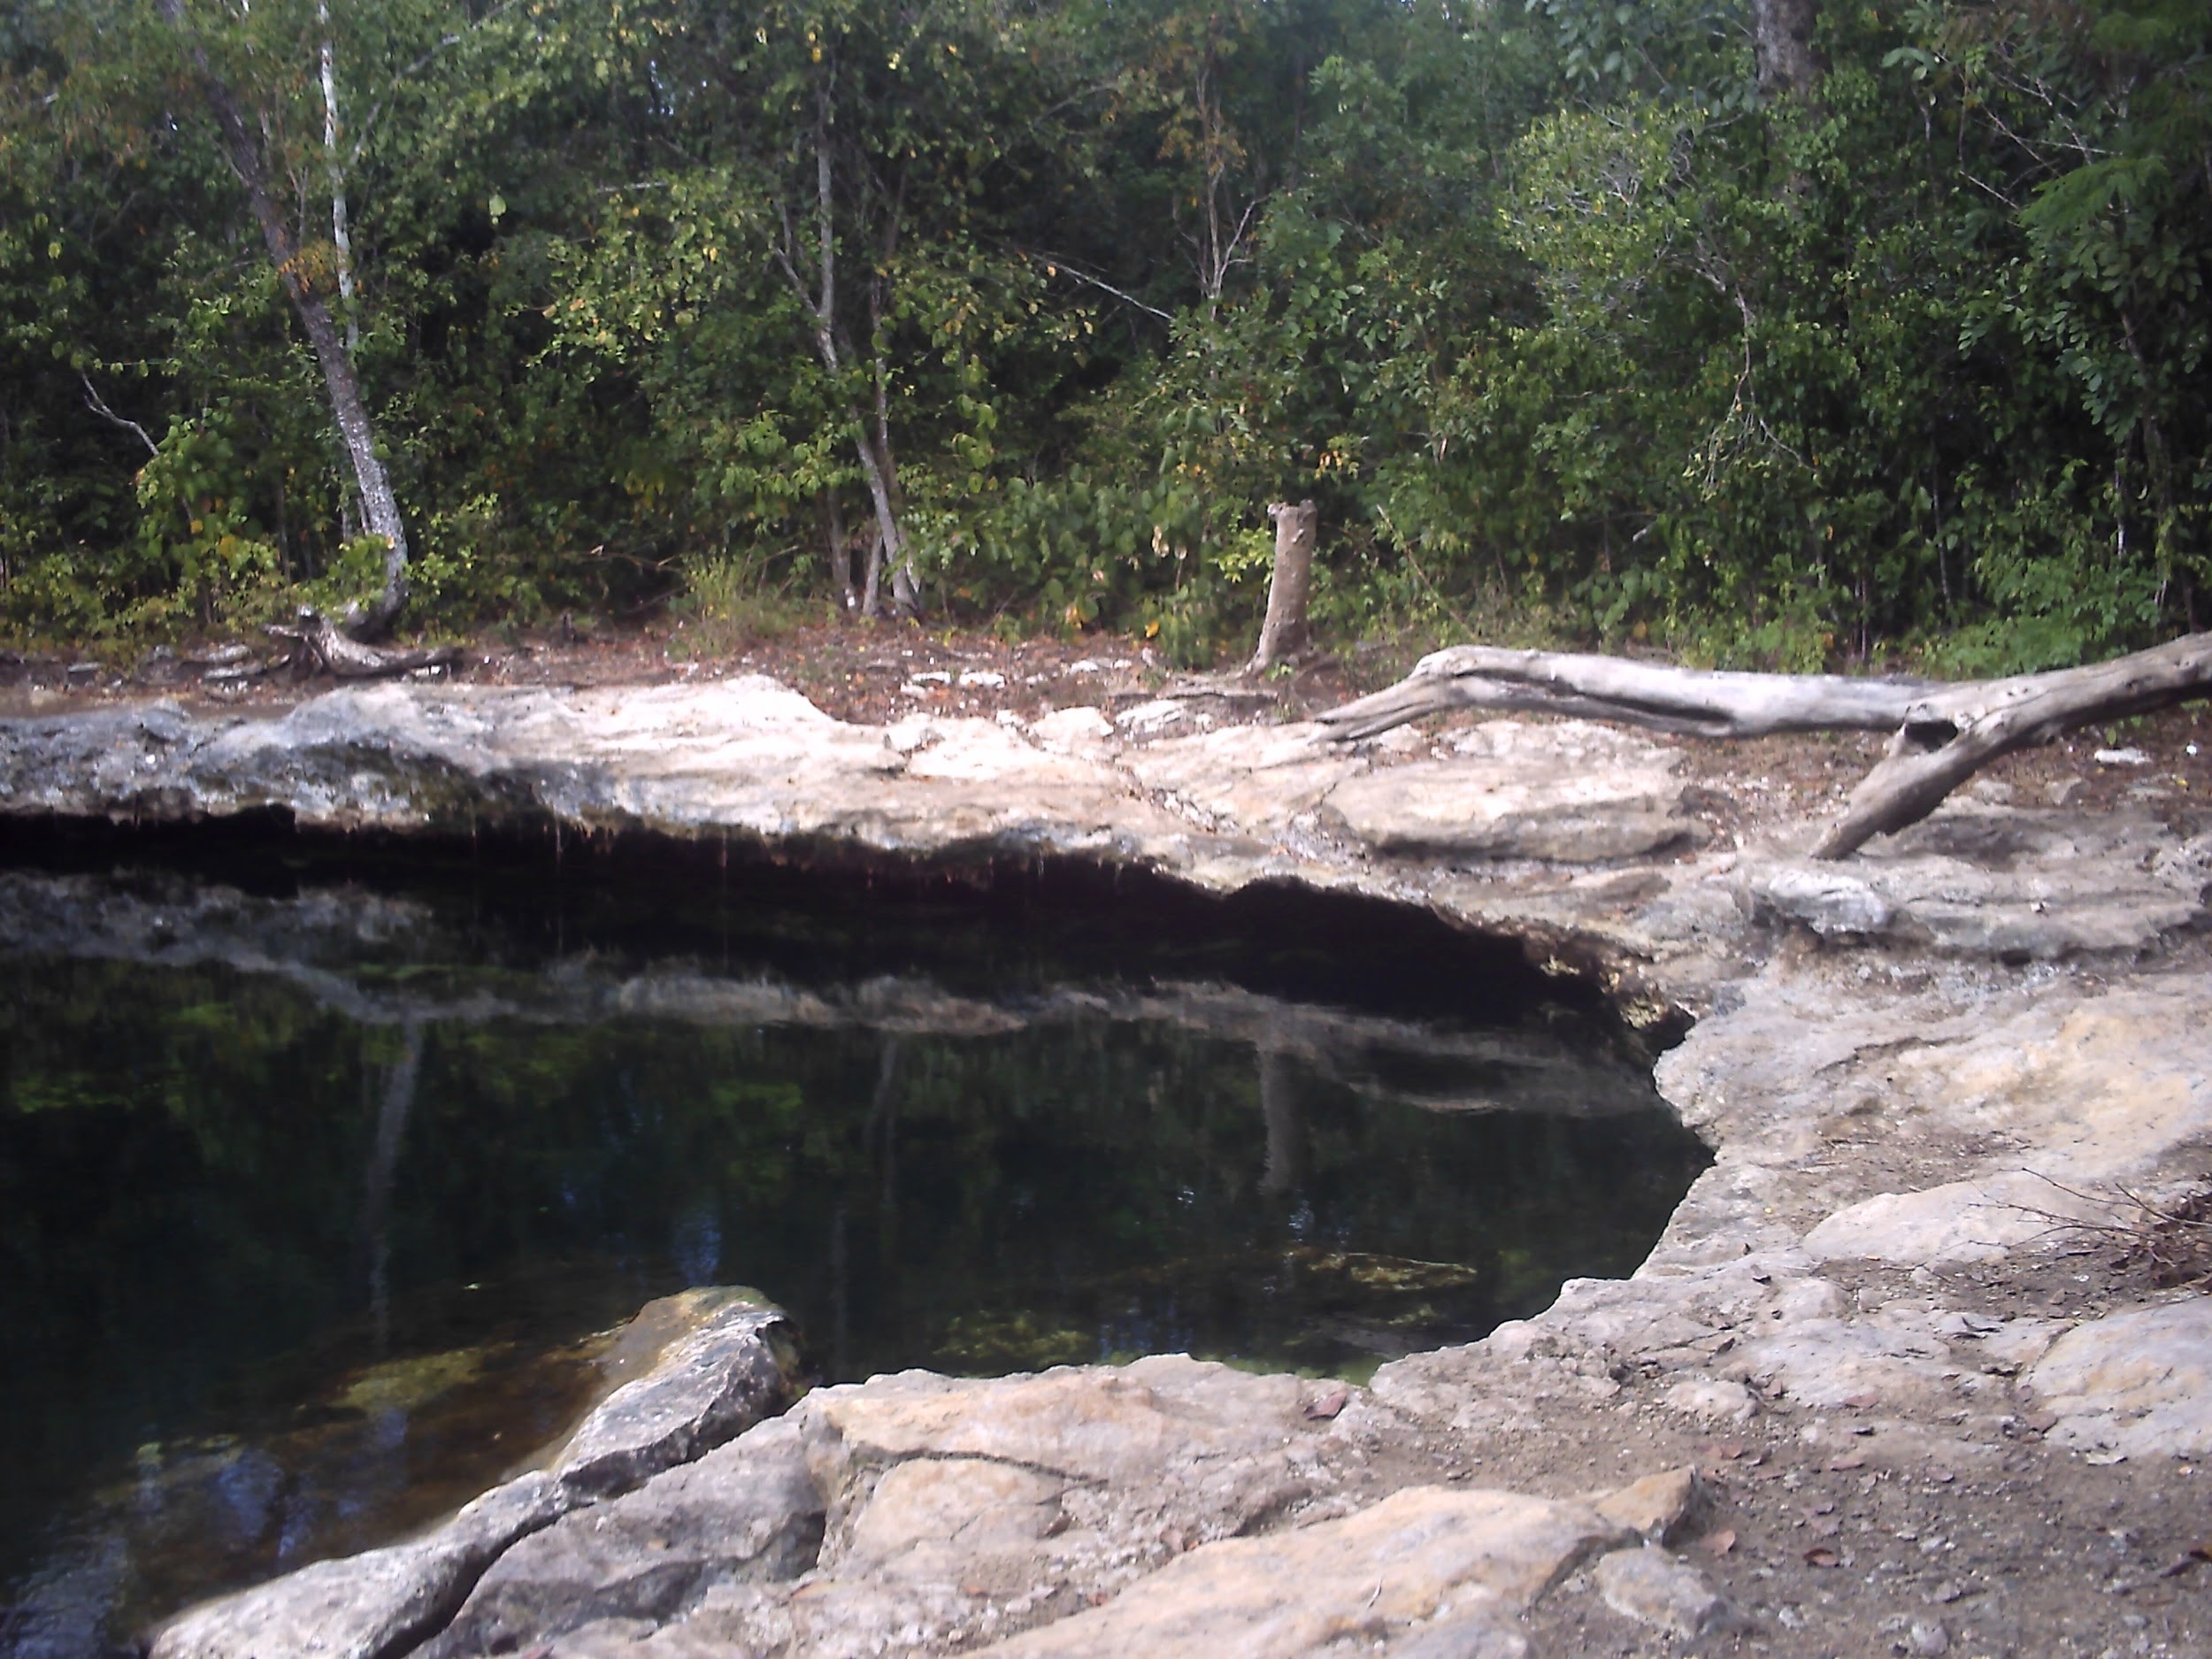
[1020,253,1174,323]
[80,373,157,457]
[1317,636,2212,859]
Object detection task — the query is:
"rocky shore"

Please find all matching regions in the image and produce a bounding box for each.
[4,676,2209,1658]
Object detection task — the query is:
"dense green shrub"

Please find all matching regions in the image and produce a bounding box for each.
[1,1,2204,668]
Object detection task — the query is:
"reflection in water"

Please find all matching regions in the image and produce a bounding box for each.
[1257,1040,1304,1196]
[358,1022,423,1356]
[0,862,1707,1657]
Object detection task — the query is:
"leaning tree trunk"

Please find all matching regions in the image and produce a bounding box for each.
[1248,500,1317,674]
[865,403,920,618]
[850,430,908,618]
[1317,634,2212,860]
[158,0,410,639]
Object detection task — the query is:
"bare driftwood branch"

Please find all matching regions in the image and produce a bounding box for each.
[267,609,461,680]
[1317,634,2212,859]
[80,373,159,457]
[1811,632,2212,856]
[1317,645,1941,741]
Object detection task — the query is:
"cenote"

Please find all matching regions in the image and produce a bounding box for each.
[0,823,1709,1657]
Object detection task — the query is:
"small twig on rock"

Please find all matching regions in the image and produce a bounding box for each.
[1995,1171,2212,1290]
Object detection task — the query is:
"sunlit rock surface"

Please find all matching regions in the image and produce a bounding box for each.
[163,1353,1629,1659]
[149,1292,794,1659]
[2024,1299,2212,1459]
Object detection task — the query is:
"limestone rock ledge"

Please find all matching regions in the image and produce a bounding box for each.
[152,1344,1668,1659]
[4,679,2205,1012]
[12,680,2212,1655]
[150,1289,795,1659]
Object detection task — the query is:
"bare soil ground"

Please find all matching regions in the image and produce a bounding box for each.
[8,617,2212,1658]
[1455,1239,2212,1659]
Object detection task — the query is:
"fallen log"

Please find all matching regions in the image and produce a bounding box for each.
[267,608,463,680]
[1811,632,2212,857]
[1316,634,2212,859]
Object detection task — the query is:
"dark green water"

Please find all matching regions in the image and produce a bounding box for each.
[0,841,1707,1657]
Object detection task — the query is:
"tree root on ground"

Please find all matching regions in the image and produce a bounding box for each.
[266,609,461,680]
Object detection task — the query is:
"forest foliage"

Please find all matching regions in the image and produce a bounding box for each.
[1,0,2207,669]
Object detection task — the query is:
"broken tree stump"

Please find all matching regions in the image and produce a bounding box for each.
[1316,634,2212,859]
[1249,500,1318,675]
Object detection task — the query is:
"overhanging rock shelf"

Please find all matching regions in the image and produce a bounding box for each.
[4,677,2207,1008]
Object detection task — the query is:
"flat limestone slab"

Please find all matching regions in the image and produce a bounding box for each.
[800,1354,1319,1491]
[1320,719,1692,863]
[965,1485,1628,1659]
[773,1356,1353,1657]
[1800,976,2212,1266]
[1752,811,2212,957]
[2025,1299,2212,1459]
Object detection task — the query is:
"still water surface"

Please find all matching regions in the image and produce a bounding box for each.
[0,844,1707,1656]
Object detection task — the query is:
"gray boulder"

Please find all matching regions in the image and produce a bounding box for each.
[421,1417,822,1657]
